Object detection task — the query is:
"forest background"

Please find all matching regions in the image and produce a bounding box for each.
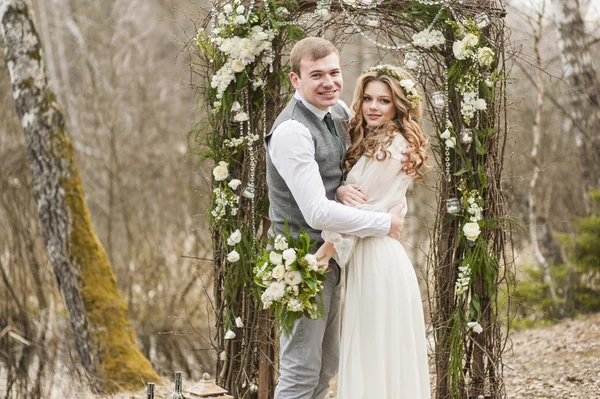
[1,0,599,397]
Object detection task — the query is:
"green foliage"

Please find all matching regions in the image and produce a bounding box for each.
[512,195,600,328]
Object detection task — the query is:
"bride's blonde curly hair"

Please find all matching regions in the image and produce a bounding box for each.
[344,65,430,181]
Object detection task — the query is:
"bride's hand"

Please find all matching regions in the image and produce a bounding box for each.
[314,242,336,267]
[336,184,368,207]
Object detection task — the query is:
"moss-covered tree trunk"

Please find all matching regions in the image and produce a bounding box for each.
[0,0,159,392]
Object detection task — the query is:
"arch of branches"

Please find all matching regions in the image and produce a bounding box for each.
[191,0,511,398]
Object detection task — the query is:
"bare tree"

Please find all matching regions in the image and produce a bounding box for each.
[525,2,558,301]
[0,0,159,392]
[552,0,600,212]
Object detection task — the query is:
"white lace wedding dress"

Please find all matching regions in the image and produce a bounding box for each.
[323,133,430,399]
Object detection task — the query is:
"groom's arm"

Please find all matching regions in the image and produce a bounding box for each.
[269,121,391,238]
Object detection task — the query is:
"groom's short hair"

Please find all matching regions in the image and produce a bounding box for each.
[291,37,339,77]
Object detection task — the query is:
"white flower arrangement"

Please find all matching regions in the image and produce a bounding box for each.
[455,264,471,296]
[460,91,487,124]
[254,231,328,335]
[412,28,445,49]
[211,187,240,221]
[206,1,276,106]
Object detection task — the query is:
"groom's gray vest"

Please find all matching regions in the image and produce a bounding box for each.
[265,97,348,244]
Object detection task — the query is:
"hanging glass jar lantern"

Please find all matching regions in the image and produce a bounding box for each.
[460,128,474,144]
[403,51,421,70]
[242,183,255,199]
[431,91,446,109]
[474,13,491,29]
[366,12,379,27]
[446,198,461,214]
[484,72,493,88]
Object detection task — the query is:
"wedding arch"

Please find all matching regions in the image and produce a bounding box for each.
[190,0,511,398]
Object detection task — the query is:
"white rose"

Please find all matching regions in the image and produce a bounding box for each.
[231,101,242,112]
[304,254,318,270]
[227,229,242,246]
[282,248,297,265]
[213,161,229,181]
[272,264,285,280]
[219,39,233,54]
[445,137,456,148]
[463,222,481,241]
[452,40,467,60]
[477,46,494,68]
[475,98,487,110]
[236,4,245,13]
[440,129,451,140]
[231,59,245,73]
[266,281,286,301]
[235,317,244,328]
[464,33,479,47]
[224,329,236,339]
[274,235,288,251]
[223,4,233,14]
[399,79,416,92]
[233,111,249,122]
[227,250,240,262]
[467,321,483,334]
[228,179,242,190]
[234,15,246,25]
[284,270,302,286]
[269,251,283,265]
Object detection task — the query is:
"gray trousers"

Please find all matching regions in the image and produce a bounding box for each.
[275,261,342,399]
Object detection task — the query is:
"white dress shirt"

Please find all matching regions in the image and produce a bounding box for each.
[267,92,391,238]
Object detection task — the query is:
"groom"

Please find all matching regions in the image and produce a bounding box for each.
[265,37,405,399]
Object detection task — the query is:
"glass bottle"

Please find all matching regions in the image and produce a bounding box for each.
[146,382,155,399]
[168,371,185,399]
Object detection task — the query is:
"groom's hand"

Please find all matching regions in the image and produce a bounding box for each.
[387,203,406,240]
[336,184,367,206]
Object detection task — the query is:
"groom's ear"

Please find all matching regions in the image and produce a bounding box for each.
[289,71,300,89]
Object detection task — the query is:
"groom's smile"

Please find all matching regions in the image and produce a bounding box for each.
[290,52,343,111]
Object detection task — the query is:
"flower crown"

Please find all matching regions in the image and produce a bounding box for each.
[365,65,423,109]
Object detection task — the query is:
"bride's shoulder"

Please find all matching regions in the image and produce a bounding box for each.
[388,132,408,160]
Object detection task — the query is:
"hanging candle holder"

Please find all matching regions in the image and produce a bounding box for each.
[403,51,422,70]
[484,72,493,88]
[431,91,446,109]
[366,12,379,27]
[446,198,461,214]
[474,12,491,29]
[460,128,474,144]
[242,183,255,199]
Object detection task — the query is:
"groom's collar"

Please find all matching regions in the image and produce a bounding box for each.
[294,92,331,120]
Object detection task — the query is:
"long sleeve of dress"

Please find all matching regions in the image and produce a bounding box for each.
[322,134,412,266]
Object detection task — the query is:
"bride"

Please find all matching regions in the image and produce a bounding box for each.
[316,65,431,398]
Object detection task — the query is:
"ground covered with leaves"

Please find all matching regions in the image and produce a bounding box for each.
[58,313,600,398]
[504,313,600,398]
